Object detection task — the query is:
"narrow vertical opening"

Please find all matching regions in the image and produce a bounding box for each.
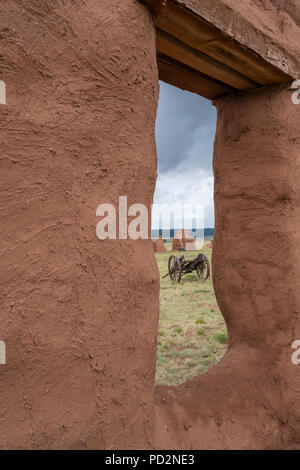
[153,81,227,386]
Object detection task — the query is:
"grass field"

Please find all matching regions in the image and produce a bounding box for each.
[155,241,228,386]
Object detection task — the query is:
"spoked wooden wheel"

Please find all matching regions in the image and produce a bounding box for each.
[168,255,181,283]
[197,254,210,282]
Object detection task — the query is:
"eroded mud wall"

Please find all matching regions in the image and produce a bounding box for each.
[0,0,159,449]
[154,85,300,450]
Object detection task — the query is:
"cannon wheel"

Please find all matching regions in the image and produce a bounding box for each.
[197,254,210,282]
[168,255,181,283]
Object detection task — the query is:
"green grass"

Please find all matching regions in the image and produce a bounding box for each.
[197,329,205,336]
[175,327,183,334]
[214,333,228,344]
[155,239,228,386]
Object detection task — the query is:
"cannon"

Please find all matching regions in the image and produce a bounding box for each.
[163,253,210,283]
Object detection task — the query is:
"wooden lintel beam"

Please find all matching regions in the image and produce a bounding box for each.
[140,0,294,98]
[157,53,235,100]
[157,29,258,91]
[155,1,291,86]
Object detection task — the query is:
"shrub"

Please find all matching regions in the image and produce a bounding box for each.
[214,333,228,344]
[175,327,183,334]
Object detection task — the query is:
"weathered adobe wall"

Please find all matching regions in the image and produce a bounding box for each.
[153,237,167,253]
[0,0,159,449]
[176,0,300,79]
[154,85,300,449]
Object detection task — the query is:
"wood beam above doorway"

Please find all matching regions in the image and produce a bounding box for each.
[141,0,294,98]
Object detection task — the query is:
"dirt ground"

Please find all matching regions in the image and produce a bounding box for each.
[155,240,228,385]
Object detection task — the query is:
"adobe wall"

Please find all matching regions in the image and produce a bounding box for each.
[153,237,167,253]
[0,0,159,449]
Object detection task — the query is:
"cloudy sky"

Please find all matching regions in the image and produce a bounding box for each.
[153,81,216,229]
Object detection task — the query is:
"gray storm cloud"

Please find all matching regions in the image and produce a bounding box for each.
[154,81,217,228]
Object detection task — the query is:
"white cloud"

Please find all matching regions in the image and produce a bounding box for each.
[153,166,214,228]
